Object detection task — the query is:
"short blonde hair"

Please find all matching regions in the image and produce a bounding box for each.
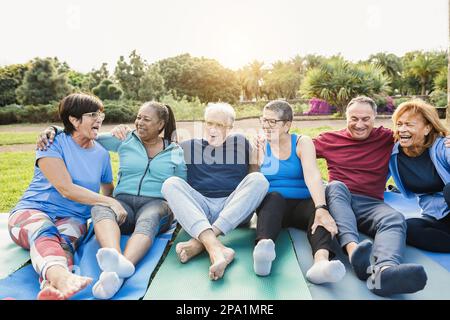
[392,99,448,148]
[204,102,236,126]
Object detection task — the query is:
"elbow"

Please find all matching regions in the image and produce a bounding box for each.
[55,184,72,199]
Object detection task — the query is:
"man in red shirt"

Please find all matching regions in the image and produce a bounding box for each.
[314,96,427,297]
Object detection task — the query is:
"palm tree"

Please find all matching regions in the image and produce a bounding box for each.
[300,59,391,115]
[368,52,402,82]
[407,52,442,95]
[239,60,265,100]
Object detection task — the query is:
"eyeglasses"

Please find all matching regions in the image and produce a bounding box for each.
[204,121,231,129]
[259,117,286,128]
[82,111,105,121]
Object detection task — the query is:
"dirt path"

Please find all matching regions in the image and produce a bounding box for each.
[0,118,394,152]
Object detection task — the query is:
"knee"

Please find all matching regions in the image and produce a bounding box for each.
[381,210,407,231]
[246,172,269,193]
[325,180,350,198]
[161,176,185,196]
[91,205,116,224]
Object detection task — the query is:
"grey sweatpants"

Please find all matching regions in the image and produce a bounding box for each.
[161,172,269,239]
[325,180,407,268]
[91,194,173,241]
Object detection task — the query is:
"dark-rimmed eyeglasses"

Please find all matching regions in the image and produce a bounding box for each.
[259,117,286,128]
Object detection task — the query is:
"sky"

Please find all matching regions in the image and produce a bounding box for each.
[0,0,448,72]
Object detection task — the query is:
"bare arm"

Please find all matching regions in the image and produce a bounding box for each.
[297,136,338,237]
[38,158,128,224]
[249,135,266,173]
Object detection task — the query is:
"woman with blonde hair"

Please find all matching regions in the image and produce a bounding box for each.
[389,99,450,252]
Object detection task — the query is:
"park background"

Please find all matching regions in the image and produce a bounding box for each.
[1,0,449,212]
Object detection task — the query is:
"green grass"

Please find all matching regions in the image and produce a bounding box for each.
[0,132,40,145]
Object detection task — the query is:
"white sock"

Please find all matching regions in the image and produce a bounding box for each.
[92,271,124,300]
[253,239,276,276]
[306,260,346,284]
[96,248,135,278]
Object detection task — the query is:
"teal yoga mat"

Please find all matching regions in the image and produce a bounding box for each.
[0,214,30,280]
[144,228,312,300]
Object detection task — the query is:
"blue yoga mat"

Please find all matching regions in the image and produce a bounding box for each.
[0,223,175,300]
[384,191,450,272]
[290,228,450,300]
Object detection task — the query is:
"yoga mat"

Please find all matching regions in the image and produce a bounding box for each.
[144,228,312,300]
[384,191,450,272]
[0,222,176,300]
[0,214,30,280]
[289,228,450,300]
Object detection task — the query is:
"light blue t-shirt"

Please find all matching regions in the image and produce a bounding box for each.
[11,132,113,221]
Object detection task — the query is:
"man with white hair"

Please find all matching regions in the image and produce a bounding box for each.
[162,103,269,281]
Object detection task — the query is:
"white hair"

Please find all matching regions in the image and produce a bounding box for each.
[204,102,236,125]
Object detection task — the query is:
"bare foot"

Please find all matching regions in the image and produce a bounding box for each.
[37,283,65,300]
[176,238,205,263]
[208,247,235,281]
[46,266,93,299]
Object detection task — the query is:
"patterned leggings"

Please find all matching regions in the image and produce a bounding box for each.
[8,209,87,282]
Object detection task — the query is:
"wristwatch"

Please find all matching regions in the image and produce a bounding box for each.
[315,204,329,211]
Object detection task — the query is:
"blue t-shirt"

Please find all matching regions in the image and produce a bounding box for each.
[181,134,250,198]
[261,134,311,199]
[11,133,113,221]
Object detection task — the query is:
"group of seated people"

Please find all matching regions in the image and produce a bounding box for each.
[8,92,450,300]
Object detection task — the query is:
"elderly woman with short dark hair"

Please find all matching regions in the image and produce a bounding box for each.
[38,101,187,299]
[9,93,127,300]
[252,100,344,284]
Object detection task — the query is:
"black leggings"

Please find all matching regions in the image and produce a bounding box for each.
[406,183,450,252]
[255,191,335,258]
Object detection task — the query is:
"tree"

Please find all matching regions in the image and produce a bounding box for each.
[404,51,446,95]
[238,60,265,100]
[367,52,403,94]
[300,58,391,114]
[92,79,122,100]
[114,50,147,100]
[138,64,166,101]
[0,63,29,106]
[16,57,72,105]
[157,54,240,103]
[434,67,447,91]
[82,63,110,91]
[262,60,302,99]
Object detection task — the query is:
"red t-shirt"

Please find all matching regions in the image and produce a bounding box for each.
[313,126,394,200]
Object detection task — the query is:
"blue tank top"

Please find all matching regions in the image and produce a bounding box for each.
[260,134,311,199]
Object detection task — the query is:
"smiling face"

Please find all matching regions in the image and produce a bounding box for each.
[204,111,232,147]
[135,105,164,141]
[260,109,290,142]
[346,102,376,140]
[395,110,431,150]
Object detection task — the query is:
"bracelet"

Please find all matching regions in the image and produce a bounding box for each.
[315,204,329,211]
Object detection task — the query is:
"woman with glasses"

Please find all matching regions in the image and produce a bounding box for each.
[252,100,345,284]
[9,93,126,300]
[38,101,187,299]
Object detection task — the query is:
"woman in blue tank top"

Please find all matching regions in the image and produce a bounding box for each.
[252,100,345,284]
